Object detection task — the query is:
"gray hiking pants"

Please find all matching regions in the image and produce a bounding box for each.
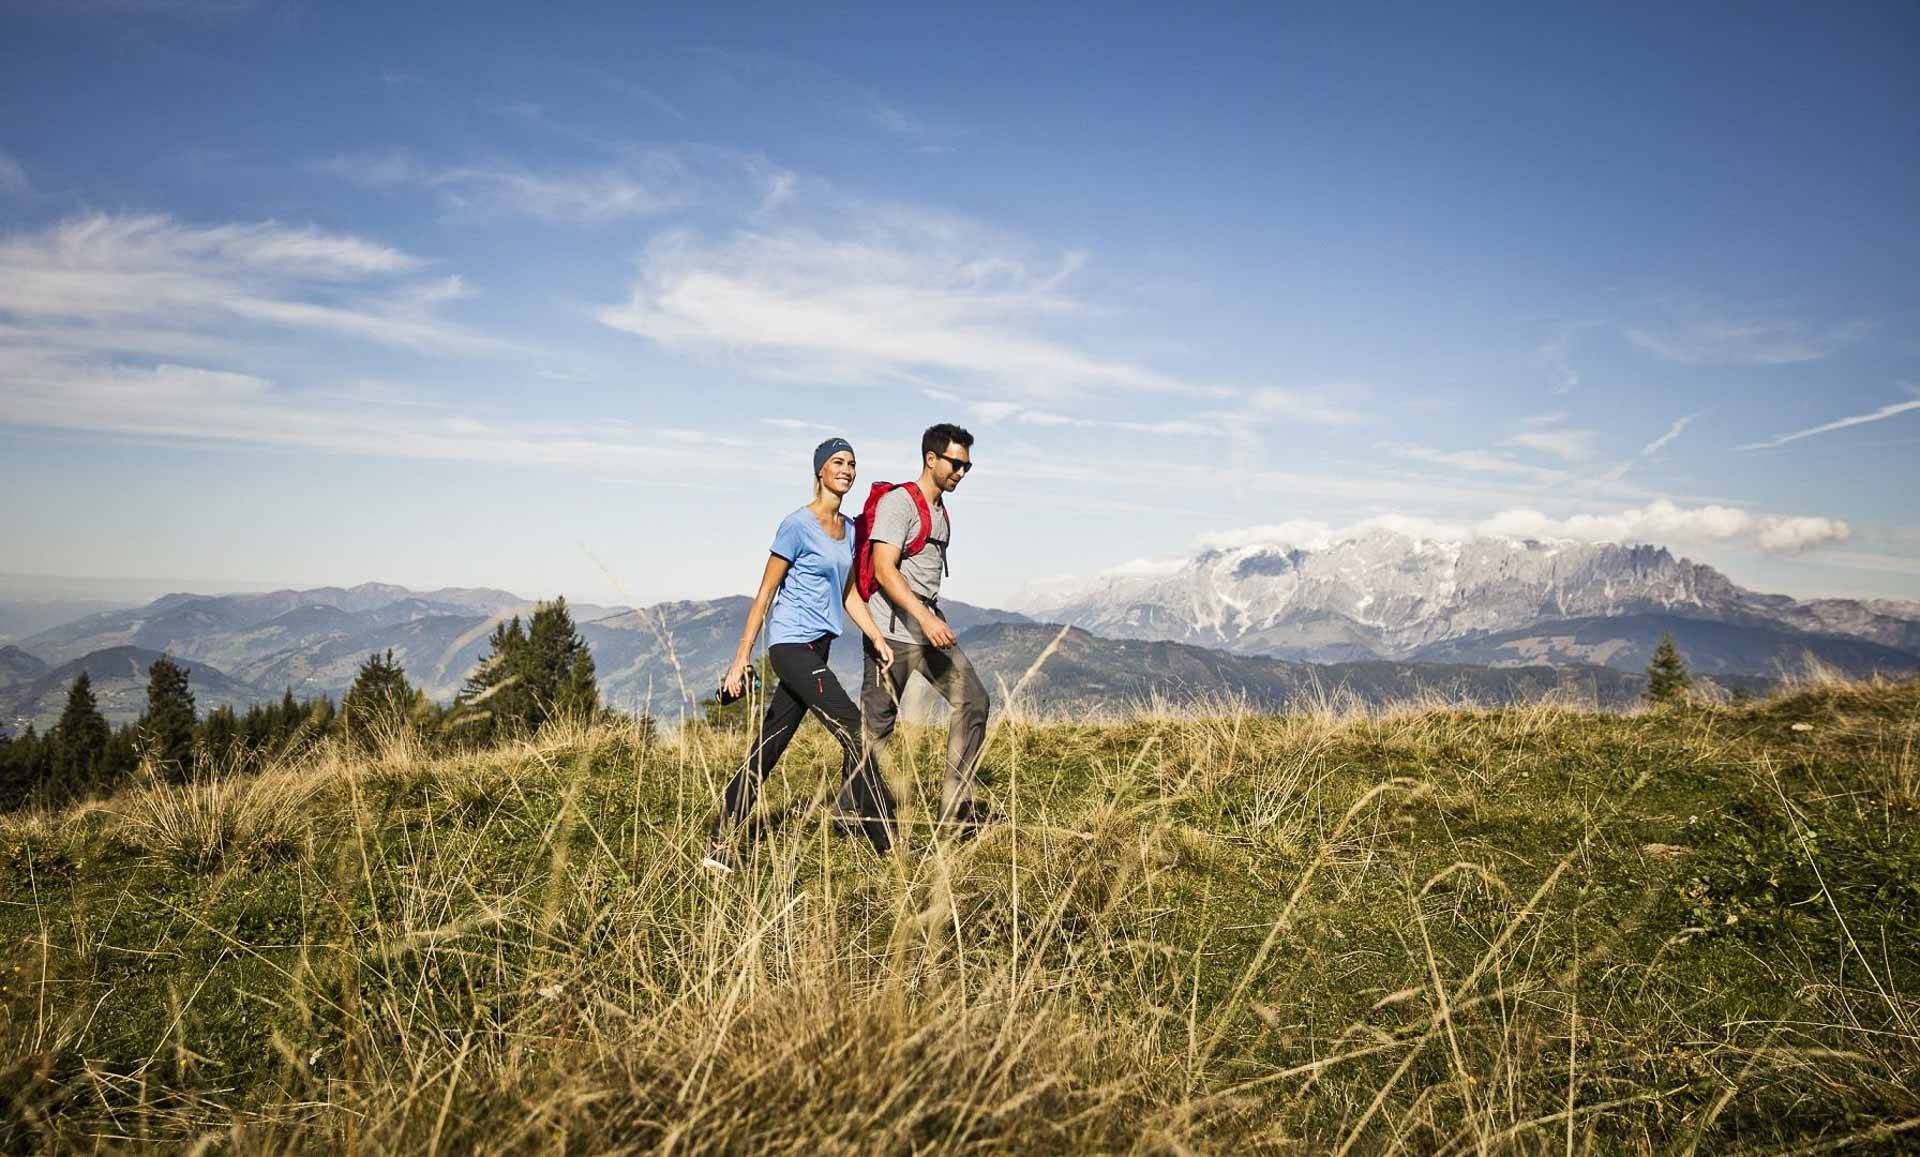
[843,637,990,821]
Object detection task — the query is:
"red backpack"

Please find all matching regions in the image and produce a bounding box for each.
[853,482,950,602]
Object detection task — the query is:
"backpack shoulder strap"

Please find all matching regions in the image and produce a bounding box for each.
[899,484,934,557]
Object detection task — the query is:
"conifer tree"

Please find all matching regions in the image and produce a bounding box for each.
[341,650,418,745]
[199,705,239,769]
[53,672,112,798]
[240,703,270,754]
[276,688,300,745]
[103,725,138,782]
[522,597,598,729]
[1644,633,1693,706]
[455,616,528,742]
[0,724,46,812]
[138,656,197,778]
[304,696,336,745]
[559,641,600,723]
[0,729,16,813]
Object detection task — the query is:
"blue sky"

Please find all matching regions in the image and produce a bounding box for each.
[2,0,1917,608]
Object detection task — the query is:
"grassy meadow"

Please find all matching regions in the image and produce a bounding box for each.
[2,673,1917,1153]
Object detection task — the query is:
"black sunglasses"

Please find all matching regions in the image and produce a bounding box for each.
[934,453,973,473]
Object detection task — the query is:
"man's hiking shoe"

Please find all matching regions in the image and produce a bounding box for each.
[699,841,737,874]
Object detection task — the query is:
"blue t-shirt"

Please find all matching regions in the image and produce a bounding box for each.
[765,508,854,645]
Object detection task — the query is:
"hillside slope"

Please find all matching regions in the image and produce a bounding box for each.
[956,621,1654,711]
[1411,611,1920,677]
[0,646,262,728]
[2,680,1914,1151]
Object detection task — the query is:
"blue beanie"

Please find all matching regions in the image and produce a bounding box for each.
[813,437,854,475]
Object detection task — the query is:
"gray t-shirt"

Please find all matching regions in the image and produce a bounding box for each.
[865,487,950,643]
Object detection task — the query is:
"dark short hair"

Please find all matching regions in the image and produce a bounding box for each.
[922,422,974,459]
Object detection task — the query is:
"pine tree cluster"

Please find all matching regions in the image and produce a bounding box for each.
[451,598,599,742]
[1,657,340,813]
[2,596,622,815]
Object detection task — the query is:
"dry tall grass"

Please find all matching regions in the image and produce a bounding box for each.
[2,678,1917,1153]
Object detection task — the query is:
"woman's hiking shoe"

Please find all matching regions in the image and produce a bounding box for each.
[699,841,737,874]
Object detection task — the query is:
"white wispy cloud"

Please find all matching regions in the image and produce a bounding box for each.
[1737,392,1920,451]
[1503,427,1597,462]
[0,346,771,477]
[1379,443,1567,483]
[964,400,1221,437]
[1639,413,1697,457]
[761,417,839,433]
[331,149,698,223]
[0,212,503,355]
[1627,316,1869,366]
[1598,412,1701,483]
[0,213,564,477]
[1477,501,1850,555]
[597,208,1217,399]
[1192,499,1849,558]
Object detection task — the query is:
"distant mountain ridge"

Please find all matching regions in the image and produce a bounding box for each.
[0,646,48,688]
[3,586,1034,726]
[0,646,263,730]
[22,583,628,668]
[4,558,1913,733]
[1011,532,1920,676]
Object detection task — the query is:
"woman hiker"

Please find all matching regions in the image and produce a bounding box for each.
[701,437,899,872]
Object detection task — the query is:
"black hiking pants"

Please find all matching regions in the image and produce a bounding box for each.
[712,634,896,853]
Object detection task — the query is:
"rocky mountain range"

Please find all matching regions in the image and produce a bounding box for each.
[0,591,1665,732]
[1010,533,1920,677]
[3,541,1913,732]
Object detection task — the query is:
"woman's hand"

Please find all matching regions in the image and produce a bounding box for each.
[867,634,895,669]
[723,656,752,698]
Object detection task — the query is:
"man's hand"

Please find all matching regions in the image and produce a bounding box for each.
[919,614,957,648]
[867,634,895,668]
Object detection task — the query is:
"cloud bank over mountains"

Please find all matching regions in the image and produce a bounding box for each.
[1162,499,1851,571]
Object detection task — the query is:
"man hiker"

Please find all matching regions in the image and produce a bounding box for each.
[840,422,997,835]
